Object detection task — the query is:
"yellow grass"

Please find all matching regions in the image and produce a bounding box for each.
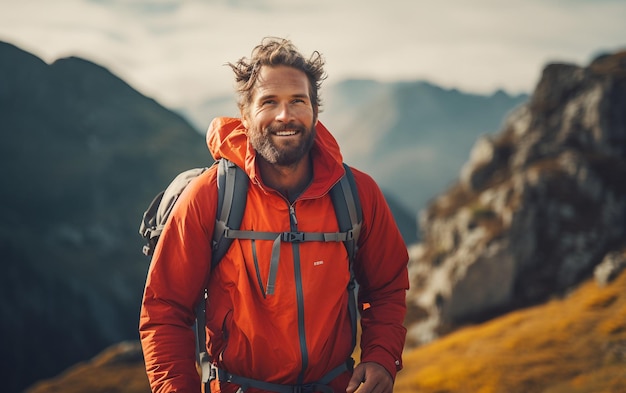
[24,342,151,393]
[394,270,626,393]
[24,271,626,393]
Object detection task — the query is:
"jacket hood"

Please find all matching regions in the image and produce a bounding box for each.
[206,117,346,195]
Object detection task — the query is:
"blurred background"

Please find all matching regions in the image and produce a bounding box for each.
[1,1,626,392]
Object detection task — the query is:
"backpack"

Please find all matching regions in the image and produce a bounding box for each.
[139,158,362,387]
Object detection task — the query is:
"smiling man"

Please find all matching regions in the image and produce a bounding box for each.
[243,65,318,201]
[139,37,409,393]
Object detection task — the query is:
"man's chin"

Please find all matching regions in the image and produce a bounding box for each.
[273,153,307,167]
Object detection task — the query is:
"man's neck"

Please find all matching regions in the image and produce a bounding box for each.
[258,155,313,202]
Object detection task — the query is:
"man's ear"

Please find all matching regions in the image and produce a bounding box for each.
[314,105,319,125]
[240,109,249,130]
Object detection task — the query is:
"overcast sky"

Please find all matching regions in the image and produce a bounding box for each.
[2,0,626,111]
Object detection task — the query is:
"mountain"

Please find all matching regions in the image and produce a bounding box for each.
[405,50,626,345]
[0,41,210,393]
[322,79,529,218]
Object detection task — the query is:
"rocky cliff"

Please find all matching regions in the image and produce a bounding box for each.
[405,51,626,345]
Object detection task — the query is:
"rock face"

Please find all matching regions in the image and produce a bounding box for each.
[405,51,626,346]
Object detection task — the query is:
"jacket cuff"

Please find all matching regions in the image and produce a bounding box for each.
[360,347,402,380]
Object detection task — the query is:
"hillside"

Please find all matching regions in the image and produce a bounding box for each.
[23,268,626,393]
[395,268,626,393]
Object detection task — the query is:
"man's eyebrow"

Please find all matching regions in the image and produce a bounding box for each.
[256,93,276,101]
[256,93,310,101]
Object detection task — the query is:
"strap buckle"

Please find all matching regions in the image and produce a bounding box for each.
[282,232,304,243]
[293,384,316,393]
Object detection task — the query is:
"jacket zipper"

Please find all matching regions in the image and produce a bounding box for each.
[289,203,309,385]
[251,240,266,298]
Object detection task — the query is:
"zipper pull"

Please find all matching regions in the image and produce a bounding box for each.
[289,205,298,225]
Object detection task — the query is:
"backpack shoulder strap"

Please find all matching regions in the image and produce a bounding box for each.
[139,167,209,256]
[328,163,362,351]
[212,158,249,267]
[197,158,249,383]
[329,163,362,260]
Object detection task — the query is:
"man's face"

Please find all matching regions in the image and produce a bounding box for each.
[242,65,318,167]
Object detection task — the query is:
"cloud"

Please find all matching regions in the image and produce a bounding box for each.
[1,0,625,109]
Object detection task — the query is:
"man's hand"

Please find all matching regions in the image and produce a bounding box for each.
[346,362,393,393]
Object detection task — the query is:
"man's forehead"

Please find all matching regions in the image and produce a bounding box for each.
[254,65,310,96]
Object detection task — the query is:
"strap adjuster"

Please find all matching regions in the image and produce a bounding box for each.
[283,232,304,243]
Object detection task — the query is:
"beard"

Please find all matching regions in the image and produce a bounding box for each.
[248,120,317,167]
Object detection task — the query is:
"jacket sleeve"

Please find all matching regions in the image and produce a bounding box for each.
[352,168,409,380]
[139,170,217,393]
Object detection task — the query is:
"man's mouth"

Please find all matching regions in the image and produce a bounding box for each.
[274,130,298,136]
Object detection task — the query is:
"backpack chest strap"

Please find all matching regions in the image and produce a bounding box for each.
[216,227,355,296]
[223,228,356,243]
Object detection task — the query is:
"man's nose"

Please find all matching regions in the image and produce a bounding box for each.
[275,103,294,121]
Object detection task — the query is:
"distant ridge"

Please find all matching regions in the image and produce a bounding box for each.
[321,78,529,216]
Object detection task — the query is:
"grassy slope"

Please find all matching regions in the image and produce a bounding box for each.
[25,269,626,393]
[395,269,626,393]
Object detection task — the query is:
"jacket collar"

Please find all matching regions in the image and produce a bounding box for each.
[206,117,346,198]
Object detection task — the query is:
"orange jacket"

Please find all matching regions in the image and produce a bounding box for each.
[139,118,409,393]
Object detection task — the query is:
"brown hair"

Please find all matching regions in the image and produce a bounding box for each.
[228,37,327,113]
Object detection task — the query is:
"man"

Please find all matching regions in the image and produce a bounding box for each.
[140,37,409,393]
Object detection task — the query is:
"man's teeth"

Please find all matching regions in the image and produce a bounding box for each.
[275,130,297,136]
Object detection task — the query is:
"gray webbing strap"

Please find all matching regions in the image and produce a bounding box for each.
[223,228,352,295]
[213,159,237,255]
[200,159,249,383]
[224,229,350,242]
[339,175,361,249]
[213,359,351,393]
[213,159,249,268]
[218,160,237,226]
[333,165,362,352]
